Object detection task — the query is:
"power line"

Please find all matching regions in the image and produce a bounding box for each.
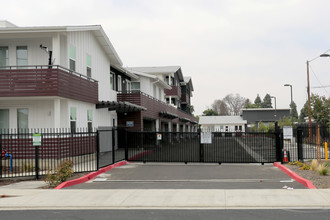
[309,64,329,96]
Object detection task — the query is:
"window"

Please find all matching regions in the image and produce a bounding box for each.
[126,81,131,92]
[87,67,91,78]
[17,108,28,132]
[87,110,93,133]
[70,107,77,133]
[110,72,114,90]
[69,45,76,71]
[165,76,169,85]
[166,98,170,104]
[131,82,140,93]
[86,54,91,78]
[0,47,8,68]
[117,75,122,92]
[0,109,9,131]
[171,98,176,106]
[16,46,28,67]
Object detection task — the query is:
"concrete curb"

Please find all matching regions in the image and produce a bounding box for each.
[274,162,316,189]
[55,160,129,189]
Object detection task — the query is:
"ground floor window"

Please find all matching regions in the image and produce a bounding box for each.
[17,108,28,132]
[0,109,9,131]
[70,107,77,133]
[87,110,93,132]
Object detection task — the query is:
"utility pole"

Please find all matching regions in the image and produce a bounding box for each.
[306,61,312,141]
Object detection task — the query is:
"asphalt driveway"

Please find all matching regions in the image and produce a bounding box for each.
[66,163,307,190]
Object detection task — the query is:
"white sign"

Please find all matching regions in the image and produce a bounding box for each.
[283,126,293,139]
[201,132,212,144]
[33,133,42,146]
[157,133,162,140]
[126,121,134,127]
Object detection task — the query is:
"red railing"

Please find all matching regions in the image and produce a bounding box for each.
[0,65,98,103]
[165,86,181,97]
[117,91,197,123]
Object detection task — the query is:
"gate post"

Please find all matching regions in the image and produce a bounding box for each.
[112,127,116,164]
[198,128,204,162]
[297,127,303,162]
[275,122,283,162]
[96,130,100,170]
[125,128,128,161]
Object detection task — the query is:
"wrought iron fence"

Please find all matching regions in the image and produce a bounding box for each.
[0,128,98,179]
[285,124,329,161]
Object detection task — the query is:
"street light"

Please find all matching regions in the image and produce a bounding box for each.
[306,52,330,140]
[284,84,293,127]
[270,96,277,120]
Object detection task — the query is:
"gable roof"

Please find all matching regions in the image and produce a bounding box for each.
[125,68,171,89]
[0,23,123,66]
[199,116,247,125]
[128,66,184,82]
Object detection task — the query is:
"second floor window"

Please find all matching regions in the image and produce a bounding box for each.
[131,82,140,93]
[69,45,76,71]
[17,46,28,67]
[86,54,92,78]
[117,75,122,92]
[0,47,8,68]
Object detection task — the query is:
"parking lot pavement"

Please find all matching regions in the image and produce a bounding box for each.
[66,163,307,190]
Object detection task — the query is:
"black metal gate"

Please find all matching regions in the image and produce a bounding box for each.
[126,131,279,164]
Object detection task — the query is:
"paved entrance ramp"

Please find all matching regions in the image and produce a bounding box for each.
[67,163,307,189]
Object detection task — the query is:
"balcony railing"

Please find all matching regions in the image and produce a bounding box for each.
[164,86,181,97]
[0,65,98,103]
[117,91,197,123]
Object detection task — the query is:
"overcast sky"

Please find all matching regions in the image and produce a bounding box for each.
[2,0,329,115]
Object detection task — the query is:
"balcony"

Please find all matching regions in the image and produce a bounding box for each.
[164,85,181,97]
[117,91,197,123]
[0,65,98,103]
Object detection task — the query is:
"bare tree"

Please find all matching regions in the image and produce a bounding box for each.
[211,99,229,115]
[223,93,246,115]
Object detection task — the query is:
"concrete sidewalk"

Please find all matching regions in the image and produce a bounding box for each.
[0,188,329,210]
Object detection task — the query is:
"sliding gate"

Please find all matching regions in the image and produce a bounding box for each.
[126,131,279,164]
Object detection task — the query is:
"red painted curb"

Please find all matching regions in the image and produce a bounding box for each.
[128,150,152,161]
[273,162,317,189]
[55,160,129,189]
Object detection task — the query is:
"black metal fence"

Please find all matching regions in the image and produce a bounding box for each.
[285,124,330,161]
[1,128,98,179]
[2,125,327,179]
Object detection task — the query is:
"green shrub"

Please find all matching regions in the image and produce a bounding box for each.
[45,160,74,187]
[317,163,328,176]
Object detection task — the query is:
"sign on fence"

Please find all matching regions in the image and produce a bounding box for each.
[283,126,293,139]
[32,133,42,146]
[157,133,162,140]
[201,132,212,144]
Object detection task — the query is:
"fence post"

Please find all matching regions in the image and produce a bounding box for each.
[112,127,115,164]
[297,127,303,162]
[35,146,39,180]
[0,134,2,178]
[275,122,282,162]
[125,128,128,161]
[96,130,100,170]
[198,128,204,162]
